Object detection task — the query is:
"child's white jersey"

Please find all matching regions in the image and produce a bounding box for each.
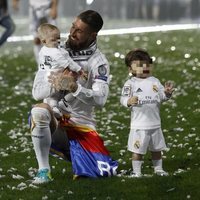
[33,46,81,100]
[39,46,81,72]
[120,76,168,129]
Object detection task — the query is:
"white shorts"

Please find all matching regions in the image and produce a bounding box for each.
[128,128,167,154]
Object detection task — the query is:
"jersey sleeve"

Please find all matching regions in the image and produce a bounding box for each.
[71,53,110,108]
[58,48,81,72]
[32,70,56,100]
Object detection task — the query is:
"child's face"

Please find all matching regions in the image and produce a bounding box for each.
[129,60,152,78]
[45,29,61,48]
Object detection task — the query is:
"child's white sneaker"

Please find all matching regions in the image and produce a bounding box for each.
[154,170,169,176]
[127,173,143,178]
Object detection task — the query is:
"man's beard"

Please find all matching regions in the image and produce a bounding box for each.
[67,36,91,51]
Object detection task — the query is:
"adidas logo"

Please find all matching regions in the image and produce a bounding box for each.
[136,88,143,92]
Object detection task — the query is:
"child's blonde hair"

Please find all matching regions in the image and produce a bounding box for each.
[37,23,60,41]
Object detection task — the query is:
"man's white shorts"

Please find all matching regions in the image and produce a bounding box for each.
[128,128,167,154]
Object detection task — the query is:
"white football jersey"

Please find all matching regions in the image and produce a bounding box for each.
[32,46,81,99]
[120,76,168,129]
[61,42,110,128]
[32,42,110,129]
[38,46,81,72]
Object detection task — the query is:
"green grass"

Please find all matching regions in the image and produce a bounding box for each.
[0,30,200,200]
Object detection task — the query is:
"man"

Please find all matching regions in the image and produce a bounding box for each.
[31,10,118,184]
[13,0,58,63]
[0,0,15,46]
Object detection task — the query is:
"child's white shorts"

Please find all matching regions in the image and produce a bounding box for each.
[128,128,167,154]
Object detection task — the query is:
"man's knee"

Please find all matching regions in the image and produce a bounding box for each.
[31,103,57,132]
[31,107,51,128]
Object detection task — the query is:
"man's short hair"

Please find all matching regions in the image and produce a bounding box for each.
[77,10,103,33]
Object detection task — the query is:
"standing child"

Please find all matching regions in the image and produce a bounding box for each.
[120,49,174,177]
[33,23,85,118]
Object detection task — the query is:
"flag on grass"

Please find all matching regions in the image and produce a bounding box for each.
[52,118,118,178]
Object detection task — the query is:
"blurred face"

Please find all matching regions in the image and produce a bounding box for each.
[130,60,152,78]
[67,17,97,50]
[45,29,60,48]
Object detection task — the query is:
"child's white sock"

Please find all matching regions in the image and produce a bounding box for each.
[152,159,163,172]
[132,160,142,174]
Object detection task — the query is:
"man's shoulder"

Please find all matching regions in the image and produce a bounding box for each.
[88,48,109,67]
[93,48,106,57]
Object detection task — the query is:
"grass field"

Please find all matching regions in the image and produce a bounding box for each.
[0,29,200,200]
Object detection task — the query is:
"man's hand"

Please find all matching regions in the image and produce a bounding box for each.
[127,96,138,107]
[80,70,88,81]
[48,70,78,92]
[60,75,78,92]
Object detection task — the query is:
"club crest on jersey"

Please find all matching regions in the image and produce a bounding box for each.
[40,56,53,70]
[134,141,140,149]
[153,85,158,92]
[122,85,131,96]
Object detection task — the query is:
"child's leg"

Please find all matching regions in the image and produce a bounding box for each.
[150,128,168,176]
[151,151,162,171]
[151,151,168,176]
[132,153,143,175]
[128,129,149,176]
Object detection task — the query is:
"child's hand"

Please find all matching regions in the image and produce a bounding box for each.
[80,70,88,80]
[127,96,138,107]
[164,81,174,97]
